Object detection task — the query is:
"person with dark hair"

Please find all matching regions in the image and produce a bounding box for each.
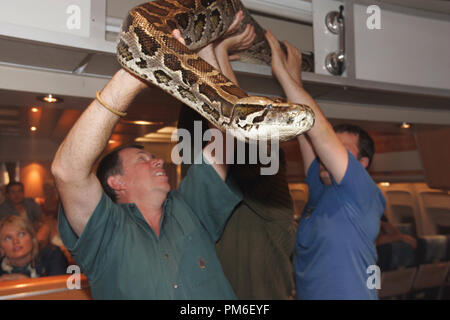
[333,124,375,169]
[177,21,296,299]
[0,182,42,225]
[51,15,252,300]
[0,181,50,246]
[96,144,144,202]
[266,31,385,299]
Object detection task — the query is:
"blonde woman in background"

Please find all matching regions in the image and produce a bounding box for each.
[0,215,68,281]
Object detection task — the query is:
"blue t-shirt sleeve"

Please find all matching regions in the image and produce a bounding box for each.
[176,154,242,242]
[58,192,122,280]
[333,151,386,216]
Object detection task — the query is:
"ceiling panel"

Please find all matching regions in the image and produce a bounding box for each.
[0,37,89,72]
[82,53,121,77]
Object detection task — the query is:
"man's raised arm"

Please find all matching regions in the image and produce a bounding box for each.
[265,31,348,183]
[172,10,255,181]
[51,69,146,236]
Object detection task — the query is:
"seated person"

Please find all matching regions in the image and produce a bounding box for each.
[40,182,59,220]
[0,181,50,246]
[376,214,417,271]
[377,214,417,249]
[39,182,74,265]
[0,182,42,223]
[0,215,68,281]
[0,184,5,204]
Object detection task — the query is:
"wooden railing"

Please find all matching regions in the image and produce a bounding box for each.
[0,274,92,300]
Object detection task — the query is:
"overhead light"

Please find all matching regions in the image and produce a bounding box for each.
[123,120,164,126]
[157,126,177,134]
[30,126,37,132]
[379,182,390,187]
[108,139,116,144]
[132,121,154,126]
[135,127,178,143]
[400,122,411,129]
[38,94,63,103]
[31,107,40,113]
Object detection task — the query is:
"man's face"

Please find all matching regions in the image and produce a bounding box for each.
[118,148,171,199]
[6,185,24,206]
[319,132,365,185]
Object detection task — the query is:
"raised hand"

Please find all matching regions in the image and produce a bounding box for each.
[214,11,256,85]
[171,26,219,69]
[265,30,303,88]
[283,40,303,87]
[215,10,256,61]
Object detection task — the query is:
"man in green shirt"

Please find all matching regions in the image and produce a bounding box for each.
[52,17,248,299]
[58,148,241,299]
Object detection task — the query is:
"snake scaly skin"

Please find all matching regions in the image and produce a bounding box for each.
[117,0,314,142]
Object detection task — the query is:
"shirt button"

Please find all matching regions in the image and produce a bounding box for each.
[173,283,178,289]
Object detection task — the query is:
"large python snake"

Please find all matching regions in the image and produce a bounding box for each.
[117,0,315,142]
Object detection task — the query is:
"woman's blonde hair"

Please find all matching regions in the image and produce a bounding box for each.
[0,215,39,262]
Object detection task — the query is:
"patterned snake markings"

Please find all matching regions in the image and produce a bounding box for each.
[117,0,315,141]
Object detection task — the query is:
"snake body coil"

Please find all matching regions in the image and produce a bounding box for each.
[117,0,315,141]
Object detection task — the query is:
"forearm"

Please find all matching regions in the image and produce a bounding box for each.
[36,223,50,244]
[266,30,349,183]
[198,45,220,70]
[376,233,402,246]
[280,72,332,166]
[277,70,330,138]
[52,69,145,182]
[297,134,315,174]
[382,221,402,235]
[278,71,347,180]
[215,47,239,85]
[197,45,229,180]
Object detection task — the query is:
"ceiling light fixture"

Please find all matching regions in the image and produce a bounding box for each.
[37,94,63,103]
[30,126,37,132]
[31,107,39,113]
[400,122,411,129]
[123,120,164,126]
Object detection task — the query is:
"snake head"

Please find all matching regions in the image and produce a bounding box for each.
[228,96,315,142]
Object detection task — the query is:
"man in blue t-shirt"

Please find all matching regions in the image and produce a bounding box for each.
[266,32,385,299]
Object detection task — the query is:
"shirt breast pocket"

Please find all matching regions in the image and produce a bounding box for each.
[178,232,218,291]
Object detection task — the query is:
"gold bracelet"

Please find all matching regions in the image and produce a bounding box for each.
[95,91,127,117]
